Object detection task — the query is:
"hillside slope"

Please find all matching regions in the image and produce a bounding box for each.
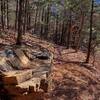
[0,30,100,100]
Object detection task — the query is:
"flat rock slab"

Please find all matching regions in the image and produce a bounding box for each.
[17,77,41,90]
[12,92,44,100]
[4,72,52,96]
[3,70,33,85]
[0,47,53,71]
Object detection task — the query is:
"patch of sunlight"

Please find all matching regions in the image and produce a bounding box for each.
[0,57,6,65]
[21,56,29,65]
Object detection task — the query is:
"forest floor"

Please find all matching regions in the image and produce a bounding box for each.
[0,29,100,100]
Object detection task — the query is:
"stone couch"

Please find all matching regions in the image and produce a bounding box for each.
[0,46,53,100]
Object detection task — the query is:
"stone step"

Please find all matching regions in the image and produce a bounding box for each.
[3,70,33,85]
[4,85,27,96]
[17,72,52,92]
[17,71,49,89]
[17,77,41,90]
[4,74,52,97]
[12,92,44,100]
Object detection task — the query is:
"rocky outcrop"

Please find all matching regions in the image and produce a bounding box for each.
[0,46,53,100]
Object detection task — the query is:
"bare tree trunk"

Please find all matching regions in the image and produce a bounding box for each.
[34,5,39,34]
[3,0,6,28]
[40,7,44,39]
[23,0,27,34]
[66,9,72,49]
[38,7,42,34]
[75,11,84,51]
[61,20,65,45]
[44,4,50,39]
[16,0,23,46]
[54,15,59,44]
[28,8,31,30]
[1,0,4,30]
[45,5,50,39]
[15,0,19,30]
[22,0,25,33]
[26,1,31,30]
[86,0,94,63]
[6,0,9,29]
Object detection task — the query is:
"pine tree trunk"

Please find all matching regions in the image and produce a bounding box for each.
[54,15,59,44]
[86,0,94,63]
[6,0,9,29]
[44,4,50,39]
[40,7,44,39]
[15,0,19,30]
[61,20,65,45]
[3,0,6,28]
[66,9,72,49]
[1,0,4,30]
[34,5,39,34]
[75,11,84,51]
[23,0,27,34]
[16,0,23,46]
[26,1,31,30]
